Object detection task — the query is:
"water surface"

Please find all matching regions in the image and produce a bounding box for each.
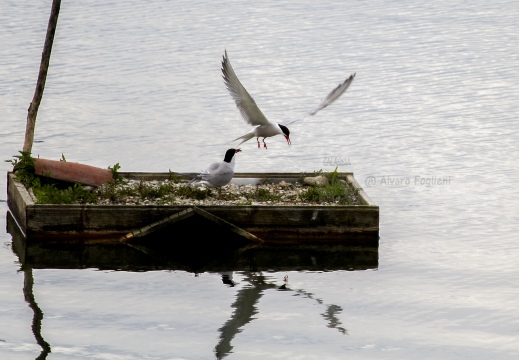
[1,1,518,359]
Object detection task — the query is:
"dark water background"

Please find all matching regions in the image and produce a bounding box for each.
[1,1,518,359]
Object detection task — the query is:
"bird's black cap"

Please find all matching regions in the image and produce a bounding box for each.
[278,124,290,137]
[278,124,291,146]
[223,148,241,163]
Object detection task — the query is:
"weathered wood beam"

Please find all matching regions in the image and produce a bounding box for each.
[23,0,61,153]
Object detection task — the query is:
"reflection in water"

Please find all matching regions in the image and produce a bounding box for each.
[220,271,237,287]
[8,212,372,359]
[214,272,347,359]
[272,276,348,334]
[21,266,51,360]
[322,304,347,335]
[215,273,265,358]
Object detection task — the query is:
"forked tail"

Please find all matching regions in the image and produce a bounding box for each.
[230,132,255,146]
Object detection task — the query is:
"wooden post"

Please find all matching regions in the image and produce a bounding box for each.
[23,0,62,154]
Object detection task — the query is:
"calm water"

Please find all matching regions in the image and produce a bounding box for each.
[1,1,518,359]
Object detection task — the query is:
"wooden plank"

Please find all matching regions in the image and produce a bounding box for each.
[23,205,378,235]
[346,173,377,206]
[7,172,32,236]
[120,208,196,240]
[119,171,353,183]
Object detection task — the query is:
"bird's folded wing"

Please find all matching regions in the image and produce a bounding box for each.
[222,50,270,127]
[205,163,220,173]
[216,168,233,177]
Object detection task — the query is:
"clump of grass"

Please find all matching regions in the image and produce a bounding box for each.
[249,187,282,202]
[33,182,98,204]
[6,151,36,186]
[172,184,211,200]
[108,163,122,182]
[300,167,357,205]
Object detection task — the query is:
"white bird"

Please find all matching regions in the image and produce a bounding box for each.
[221,50,356,149]
[187,148,241,188]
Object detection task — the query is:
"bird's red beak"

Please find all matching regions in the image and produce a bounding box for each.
[236,148,242,153]
[285,136,291,146]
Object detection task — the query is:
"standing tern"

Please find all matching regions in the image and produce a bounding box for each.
[187,148,241,188]
[221,50,356,149]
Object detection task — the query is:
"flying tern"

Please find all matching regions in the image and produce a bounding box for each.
[221,50,356,149]
[187,148,241,188]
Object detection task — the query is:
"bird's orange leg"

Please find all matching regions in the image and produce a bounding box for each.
[256,137,261,148]
[262,138,268,149]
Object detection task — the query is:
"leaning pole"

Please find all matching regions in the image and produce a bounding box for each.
[23,0,61,154]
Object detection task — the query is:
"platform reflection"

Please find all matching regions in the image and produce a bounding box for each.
[8,211,378,273]
[7,211,377,359]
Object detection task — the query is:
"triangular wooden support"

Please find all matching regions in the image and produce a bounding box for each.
[120,208,196,241]
[120,206,264,244]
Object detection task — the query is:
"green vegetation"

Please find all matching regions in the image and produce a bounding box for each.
[108,163,122,182]
[96,180,211,205]
[251,187,282,202]
[32,182,99,204]
[300,167,358,205]
[6,151,35,184]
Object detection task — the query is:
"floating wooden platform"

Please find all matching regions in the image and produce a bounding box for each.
[7,171,379,246]
[8,212,378,272]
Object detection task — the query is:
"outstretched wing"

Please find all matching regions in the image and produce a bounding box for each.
[284,72,356,126]
[222,50,270,127]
